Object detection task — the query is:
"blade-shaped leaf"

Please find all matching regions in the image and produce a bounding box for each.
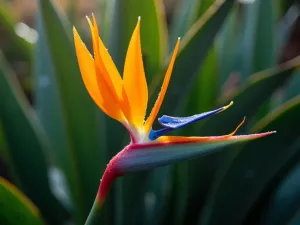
[38,0,106,222]
[250,0,275,74]
[169,0,216,50]
[171,47,219,225]
[243,136,300,225]
[279,0,298,16]
[168,0,200,50]
[220,0,275,88]
[34,9,75,212]
[275,6,299,59]
[107,0,167,79]
[284,72,300,101]
[289,211,300,225]
[262,160,300,225]
[199,96,300,225]
[161,47,218,225]
[0,121,21,187]
[204,55,300,135]
[0,177,45,225]
[180,55,300,224]
[218,7,239,88]
[0,2,33,63]
[152,0,235,113]
[0,55,67,224]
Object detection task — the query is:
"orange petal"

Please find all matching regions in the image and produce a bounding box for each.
[144,38,181,133]
[87,17,122,102]
[123,17,148,128]
[73,27,123,121]
[91,15,123,98]
[90,15,131,123]
[157,117,248,143]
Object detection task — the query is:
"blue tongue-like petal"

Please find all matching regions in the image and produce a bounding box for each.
[158,108,224,129]
[148,102,233,141]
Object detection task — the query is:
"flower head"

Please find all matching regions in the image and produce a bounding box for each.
[73,15,275,202]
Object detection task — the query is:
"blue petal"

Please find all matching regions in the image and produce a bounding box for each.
[158,107,225,129]
[148,103,233,141]
[149,127,173,140]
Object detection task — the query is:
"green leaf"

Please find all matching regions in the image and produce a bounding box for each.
[204,55,300,135]
[262,161,300,225]
[168,0,200,50]
[244,136,300,225]
[107,0,167,79]
[169,0,215,50]
[180,55,300,224]
[289,211,300,225]
[0,55,67,224]
[153,0,235,113]
[275,5,299,58]
[190,47,218,113]
[38,0,106,222]
[251,0,275,74]
[284,71,300,101]
[146,2,235,223]
[200,96,300,225]
[34,9,73,211]
[217,7,239,87]
[0,177,45,225]
[279,0,297,16]
[0,2,33,63]
[225,0,275,86]
[0,121,21,188]
[167,47,219,225]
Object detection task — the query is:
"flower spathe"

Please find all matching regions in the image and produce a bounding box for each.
[73,15,275,202]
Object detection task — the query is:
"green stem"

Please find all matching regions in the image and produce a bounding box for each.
[85,197,103,225]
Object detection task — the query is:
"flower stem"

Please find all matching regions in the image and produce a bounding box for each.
[85,196,103,225]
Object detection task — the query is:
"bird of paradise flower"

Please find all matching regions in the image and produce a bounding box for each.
[73,15,275,224]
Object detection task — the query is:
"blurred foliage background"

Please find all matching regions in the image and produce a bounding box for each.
[0,0,300,224]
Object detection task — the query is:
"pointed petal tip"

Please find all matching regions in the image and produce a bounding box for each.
[92,13,97,23]
[135,17,141,29]
[232,130,276,141]
[264,130,277,135]
[122,13,147,127]
[86,16,92,26]
[246,130,276,138]
[223,101,234,110]
[144,37,180,132]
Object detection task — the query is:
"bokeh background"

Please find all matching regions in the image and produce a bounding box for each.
[1,0,300,225]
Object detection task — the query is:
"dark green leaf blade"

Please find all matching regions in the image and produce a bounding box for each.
[38,0,106,222]
[0,177,45,225]
[0,55,67,224]
[107,0,167,79]
[0,2,33,63]
[204,55,300,135]
[153,0,235,113]
[200,96,300,225]
[179,56,300,225]
[262,160,300,225]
